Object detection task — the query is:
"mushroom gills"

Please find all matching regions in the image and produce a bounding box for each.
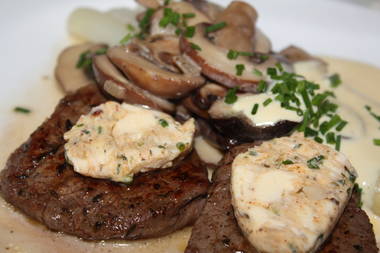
[107,45,205,99]
[92,54,175,113]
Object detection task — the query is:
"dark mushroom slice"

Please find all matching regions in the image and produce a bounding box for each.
[107,45,205,99]
[182,83,227,119]
[208,94,301,142]
[55,43,106,93]
[92,54,175,113]
[180,23,277,91]
[212,1,258,53]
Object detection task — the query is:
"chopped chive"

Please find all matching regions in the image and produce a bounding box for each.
[159,119,169,127]
[320,115,342,135]
[76,123,84,127]
[238,51,254,57]
[164,0,171,5]
[137,8,155,39]
[251,103,259,115]
[249,150,257,156]
[127,24,135,32]
[190,42,201,51]
[329,73,342,88]
[182,12,195,18]
[82,129,90,135]
[184,26,195,38]
[97,126,103,134]
[95,48,107,55]
[257,80,268,93]
[263,98,273,107]
[227,49,239,60]
[267,67,277,77]
[14,106,31,114]
[326,132,336,144]
[282,160,294,165]
[76,50,92,69]
[365,105,380,122]
[224,87,239,104]
[373,139,380,146]
[120,33,134,44]
[314,136,323,143]
[253,69,263,76]
[336,120,348,131]
[235,64,245,76]
[335,135,342,151]
[307,155,325,169]
[176,142,186,152]
[205,22,227,33]
[275,63,284,72]
[175,28,182,36]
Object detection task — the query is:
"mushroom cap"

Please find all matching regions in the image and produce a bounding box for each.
[55,43,106,93]
[180,23,277,91]
[92,54,175,113]
[107,45,205,99]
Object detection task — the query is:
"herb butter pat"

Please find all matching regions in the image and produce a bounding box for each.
[64,102,195,183]
[231,134,357,253]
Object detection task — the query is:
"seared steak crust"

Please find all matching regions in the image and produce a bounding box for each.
[185,144,378,253]
[0,85,209,240]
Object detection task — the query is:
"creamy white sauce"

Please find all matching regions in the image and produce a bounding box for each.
[0,57,379,251]
[194,136,223,165]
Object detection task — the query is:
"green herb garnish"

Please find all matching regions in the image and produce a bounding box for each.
[227,49,239,60]
[137,8,155,39]
[235,64,245,76]
[190,42,202,51]
[205,22,227,33]
[182,13,195,18]
[159,8,180,27]
[329,73,342,88]
[120,33,135,44]
[374,139,380,146]
[184,26,195,38]
[176,142,186,152]
[253,69,263,76]
[251,103,259,115]
[14,106,31,114]
[365,105,380,122]
[282,160,294,165]
[76,50,92,69]
[159,119,169,127]
[224,87,238,104]
[263,98,272,107]
[97,126,103,134]
[257,80,268,93]
[307,155,325,169]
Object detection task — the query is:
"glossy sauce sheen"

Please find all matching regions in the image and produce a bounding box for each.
[0,57,379,251]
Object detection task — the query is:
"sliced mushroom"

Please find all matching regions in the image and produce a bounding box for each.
[208,94,300,142]
[183,83,227,118]
[92,54,175,113]
[280,45,324,64]
[150,1,210,36]
[253,28,272,54]
[184,0,223,21]
[180,23,277,91]
[212,1,257,53]
[107,45,205,99]
[55,43,106,93]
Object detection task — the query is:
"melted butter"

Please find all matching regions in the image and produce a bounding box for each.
[231,94,302,126]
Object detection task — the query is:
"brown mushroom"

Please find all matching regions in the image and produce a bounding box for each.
[180,23,277,91]
[253,28,272,54]
[92,54,175,113]
[107,45,205,99]
[55,43,106,93]
[136,0,161,9]
[183,83,227,119]
[208,94,300,142]
[212,1,258,53]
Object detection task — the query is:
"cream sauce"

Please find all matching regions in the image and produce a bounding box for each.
[0,56,379,251]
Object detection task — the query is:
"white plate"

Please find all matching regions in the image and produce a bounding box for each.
[0,0,379,252]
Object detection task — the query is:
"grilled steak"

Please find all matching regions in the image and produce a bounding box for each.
[0,84,209,240]
[185,144,378,253]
